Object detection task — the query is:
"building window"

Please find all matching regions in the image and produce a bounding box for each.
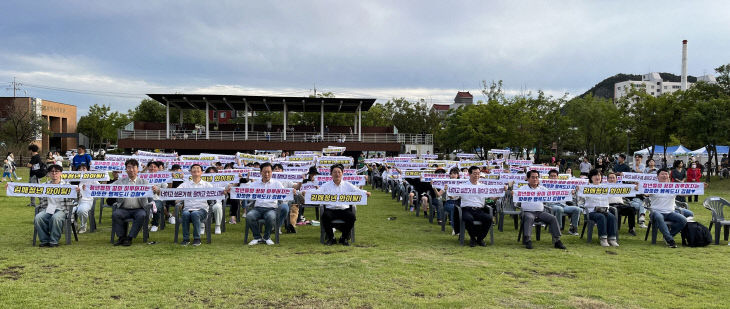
[220,112,226,119]
[664,86,667,89]
[651,92,655,95]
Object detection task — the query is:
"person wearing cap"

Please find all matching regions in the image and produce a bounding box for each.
[317,163,371,246]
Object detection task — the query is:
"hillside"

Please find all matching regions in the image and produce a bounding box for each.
[580,73,698,99]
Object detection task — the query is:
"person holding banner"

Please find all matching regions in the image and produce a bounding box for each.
[457,166,494,247]
[204,166,225,235]
[646,168,706,248]
[73,164,98,234]
[519,170,566,250]
[112,159,153,246]
[545,169,582,236]
[606,172,639,236]
[246,163,285,245]
[272,164,297,234]
[440,167,461,235]
[317,163,371,246]
[177,164,220,246]
[581,169,619,247]
[148,161,167,233]
[31,164,76,247]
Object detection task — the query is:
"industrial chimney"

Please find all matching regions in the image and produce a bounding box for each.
[681,40,688,90]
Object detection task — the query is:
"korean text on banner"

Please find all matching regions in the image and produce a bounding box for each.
[304,190,368,205]
[512,189,573,203]
[229,187,294,200]
[639,182,704,195]
[83,184,154,199]
[158,187,226,200]
[446,185,505,198]
[6,183,77,198]
[577,184,638,198]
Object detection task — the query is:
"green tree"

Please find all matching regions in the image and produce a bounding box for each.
[77,104,129,148]
[0,101,47,155]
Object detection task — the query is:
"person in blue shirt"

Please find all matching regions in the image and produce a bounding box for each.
[72,145,93,171]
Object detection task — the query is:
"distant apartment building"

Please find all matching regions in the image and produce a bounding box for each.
[614,72,717,100]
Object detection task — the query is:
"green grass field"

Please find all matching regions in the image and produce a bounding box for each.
[2,168,730,308]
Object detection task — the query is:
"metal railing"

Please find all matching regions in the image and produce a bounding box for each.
[118,130,433,145]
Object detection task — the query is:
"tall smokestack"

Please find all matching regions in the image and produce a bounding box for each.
[681,40,688,90]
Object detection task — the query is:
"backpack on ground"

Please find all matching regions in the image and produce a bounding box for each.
[681,222,712,247]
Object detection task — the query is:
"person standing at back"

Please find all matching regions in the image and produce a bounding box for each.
[72,145,93,171]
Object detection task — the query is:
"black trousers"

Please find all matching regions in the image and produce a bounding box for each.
[322,208,356,240]
[462,207,492,241]
[615,204,636,230]
[112,208,146,239]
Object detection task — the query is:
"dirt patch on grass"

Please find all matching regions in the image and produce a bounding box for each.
[529,269,576,279]
[242,295,348,308]
[353,243,376,248]
[0,265,25,280]
[570,296,613,309]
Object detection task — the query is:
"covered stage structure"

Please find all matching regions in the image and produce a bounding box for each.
[118,94,433,153]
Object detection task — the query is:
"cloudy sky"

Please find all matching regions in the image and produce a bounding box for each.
[2,1,729,117]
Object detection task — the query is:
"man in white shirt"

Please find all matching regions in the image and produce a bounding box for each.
[177,164,215,246]
[318,163,371,246]
[247,163,285,245]
[520,170,566,250]
[459,166,494,247]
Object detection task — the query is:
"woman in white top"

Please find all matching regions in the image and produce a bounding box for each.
[581,169,619,247]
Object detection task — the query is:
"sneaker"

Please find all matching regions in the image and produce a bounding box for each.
[469,238,476,247]
[477,239,487,247]
[568,226,579,236]
[264,239,275,245]
[639,223,648,229]
[554,240,566,249]
[150,226,158,232]
[600,238,609,247]
[628,229,637,236]
[666,239,678,248]
[215,226,221,234]
[248,239,262,246]
[229,219,237,224]
[192,239,202,246]
[242,213,247,218]
[608,239,620,247]
[686,216,695,222]
[39,243,50,248]
[168,216,176,225]
[339,237,350,246]
[121,238,132,246]
[324,238,337,246]
[113,237,126,246]
[181,240,190,246]
[78,227,87,234]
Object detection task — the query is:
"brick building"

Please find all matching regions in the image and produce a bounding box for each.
[0,97,78,153]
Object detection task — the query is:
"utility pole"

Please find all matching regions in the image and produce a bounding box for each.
[6,77,24,97]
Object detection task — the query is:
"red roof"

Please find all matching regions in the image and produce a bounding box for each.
[456,91,473,98]
[432,104,450,111]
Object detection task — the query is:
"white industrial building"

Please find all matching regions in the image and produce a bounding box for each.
[614,72,716,99]
[614,40,717,100]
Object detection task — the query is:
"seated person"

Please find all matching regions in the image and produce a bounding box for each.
[440,167,462,235]
[148,161,167,232]
[318,163,371,246]
[582,169,619,246]
[545,169,582,235]
[204,166,224,234]
[112,159,152,246]
[246,163,284,245]
[519,170,566,250]
[458,166,494,247]
[606,171,637,236]
[177,164,215,246]
[33,164,76,247]
[647,168,705,248]
[72,164,98,233]
[272,163,297,233]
